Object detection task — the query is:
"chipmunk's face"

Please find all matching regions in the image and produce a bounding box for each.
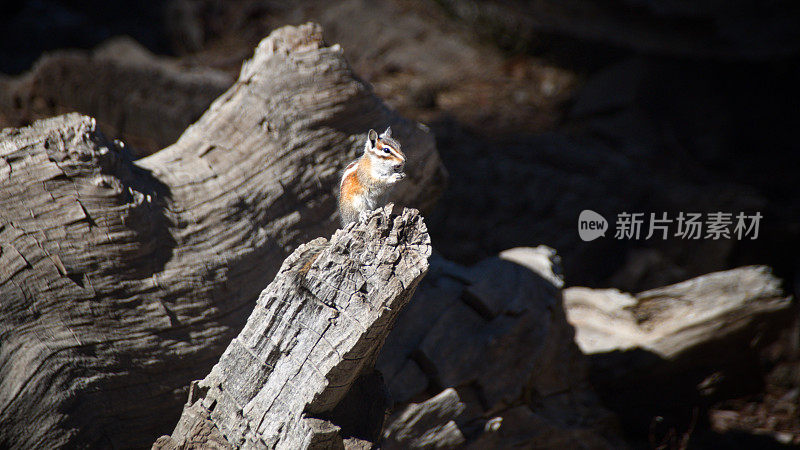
[365,127,405,176]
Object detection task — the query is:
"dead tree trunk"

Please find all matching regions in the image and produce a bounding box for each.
[0,23,445,449]
[153,205,431,449]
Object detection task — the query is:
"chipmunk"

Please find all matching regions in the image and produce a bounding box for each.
[339,127,406,226]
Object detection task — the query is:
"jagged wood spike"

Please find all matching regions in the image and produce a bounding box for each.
[154,205,431,449]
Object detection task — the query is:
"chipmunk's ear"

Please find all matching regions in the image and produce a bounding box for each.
[382,126,392,138]
[367,129,378,147]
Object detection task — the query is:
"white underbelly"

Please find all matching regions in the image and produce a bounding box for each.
[354,192,379,212]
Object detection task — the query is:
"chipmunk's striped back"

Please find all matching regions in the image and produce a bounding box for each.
[339,127,406,226]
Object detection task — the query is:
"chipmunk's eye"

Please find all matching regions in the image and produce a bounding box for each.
[382,147,391,154]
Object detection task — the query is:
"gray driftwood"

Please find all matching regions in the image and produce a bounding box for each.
[0,23,444,448]
[562,266,791,430]
[563,266,791,362]
[154,205,431,449]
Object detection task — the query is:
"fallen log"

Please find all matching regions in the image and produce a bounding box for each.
[0,22,445,448]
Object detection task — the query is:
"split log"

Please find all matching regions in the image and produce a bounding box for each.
[153,205,431,449]
[0,23,445,449]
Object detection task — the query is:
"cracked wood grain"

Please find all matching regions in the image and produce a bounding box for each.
[0,23,444,449]
[154,205,431,449]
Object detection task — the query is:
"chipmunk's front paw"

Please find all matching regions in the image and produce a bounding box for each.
[389,172,406,183]
[358,210,371,223]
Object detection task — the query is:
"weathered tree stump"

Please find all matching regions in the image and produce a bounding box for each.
[0,23,445,448]
[154,205,431,449]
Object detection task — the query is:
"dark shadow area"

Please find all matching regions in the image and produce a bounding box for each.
[426,55,800,295]
[585,305,796,448]
[0,1,172,74]
[693,430,797,450]
[311,371,392,443]
[113,139,178,279]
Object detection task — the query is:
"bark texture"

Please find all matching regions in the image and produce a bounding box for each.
[0,22,445,449]
[154,205,431,449]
